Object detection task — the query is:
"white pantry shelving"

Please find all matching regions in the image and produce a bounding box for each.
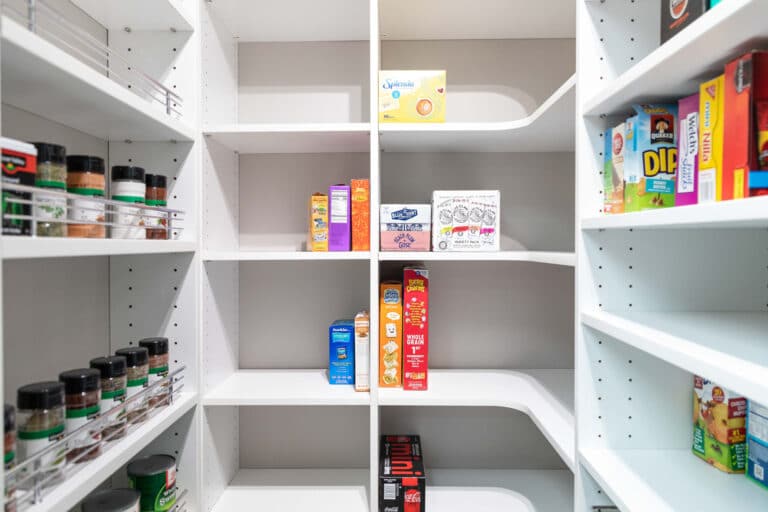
[204,124,371,154]
[379,250,575,266]
[70,0,193,31]
[2,238,197,259]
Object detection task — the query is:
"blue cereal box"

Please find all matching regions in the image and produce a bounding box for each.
[329,319,355,385]
[747,401,768,490]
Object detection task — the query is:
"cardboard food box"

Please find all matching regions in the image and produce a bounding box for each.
[351,179,370,251]
[431,190,500,251]
[1,137,37,236]
[379,282,403,388]
[379,71,446,123]
[379,435,426,512]
[747,401,768,490]
[329,184,351,251]
[329,320,355,385]
[403,267,428,391]
[308,193,329,252]
[722,51,768,200]
[749,171,768,196]
[699,75,725,202]
[623,116,641,212]
[661,0,709,44]
[604,123,625,214]
[676,94,700,206]
[693,375,747,473]
[354,311,370,392]
[380,204,431,251]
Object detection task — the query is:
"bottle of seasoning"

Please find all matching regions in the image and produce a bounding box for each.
[115,347,149,424]
[59,369,101,463]
[111,166,146,239]
[82,489,141,512]
[145,174,168,240]
[138,338,170,409]
[16,382,66,476]
[89,356,128,441]
[66,155,106,238]
[32,143,67,237]
[5,405,16,512]
[127,455,177,512]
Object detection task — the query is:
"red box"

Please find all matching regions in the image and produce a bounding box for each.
[403,267,428,391]
[379,435,426,512]
[722,51,768,200]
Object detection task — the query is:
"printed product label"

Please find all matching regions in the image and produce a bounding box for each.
[330,189,349,224]
[69,197,105,224]
[130,468,177,511]
[36,193,66,221]
[65,405,101,449]
[678,112,698,193]
[18,425,66,470]
[125,379,149,415]
[113,195,146,239]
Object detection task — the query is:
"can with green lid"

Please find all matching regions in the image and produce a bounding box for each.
[127,454,177,511]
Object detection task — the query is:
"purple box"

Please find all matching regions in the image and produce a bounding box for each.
[676,93,700,206]
[329,184,351,251]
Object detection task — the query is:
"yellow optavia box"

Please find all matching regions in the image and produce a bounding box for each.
[379,70,446,123]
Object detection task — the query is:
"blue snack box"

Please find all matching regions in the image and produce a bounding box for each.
[329,319,355,385]
[747,401,768,490]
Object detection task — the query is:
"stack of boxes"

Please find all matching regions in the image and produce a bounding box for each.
[309,179,369,252]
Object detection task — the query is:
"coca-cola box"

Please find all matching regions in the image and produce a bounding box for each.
[379,435,426,512]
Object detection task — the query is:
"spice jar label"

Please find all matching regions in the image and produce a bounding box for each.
[35,193,66,221]
[18,425,66,469]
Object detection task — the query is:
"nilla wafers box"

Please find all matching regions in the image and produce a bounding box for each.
[379,71,446,123]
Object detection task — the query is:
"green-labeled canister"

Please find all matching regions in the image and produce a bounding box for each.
[82,488,140,512]
[127,455,177,511]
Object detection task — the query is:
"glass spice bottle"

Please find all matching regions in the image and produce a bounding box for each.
[5,405,16,512]
[145,174,168,240]
[32,143,67,237]
[16,382,66,480]
[139,338,170,408]
[89,356,128,441]
[66,156,106,238]
[114,347,149,424]
[111,166,146,239]
[59,369,101,463]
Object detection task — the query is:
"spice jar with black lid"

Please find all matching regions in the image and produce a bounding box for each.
[32,143,67,238]
[111,166,146,240]
[5,404,15,512]
[16,381,66,477]
[90,356,128,441]
[59,368,102,463]
[145,173,168,240]
[115,347,149,424]
[67,155,106,238]
[139,338,170,409]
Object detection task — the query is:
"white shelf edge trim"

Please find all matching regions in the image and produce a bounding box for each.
[2,238,197,259]
[203,250,371,262]
[378,250,575,266]
[203,123,372,134]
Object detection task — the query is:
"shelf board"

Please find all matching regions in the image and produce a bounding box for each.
[204,124,371,154]
[379,250,575,266]
[582,310,768,405]
[581,448,768,512]
[2,238,197,259]
[583,0,767,116]
[204,370,370,406]
[207,0,368,42]
[379,370,575,471]
[581,196,768,230]
[203,250,371,262]
[1,17,195,142]
[70,0,193,31]
[25,392,196,512]
[379,75,575,152]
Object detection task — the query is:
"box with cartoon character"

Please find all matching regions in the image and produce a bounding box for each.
[693,375,747,473]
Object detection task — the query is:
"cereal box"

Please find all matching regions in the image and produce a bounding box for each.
[693,375,746,473]
[379,282,403,388]
[661,0,709,44]
[604,124,625,214]
[308,193,328,252]
[379,71,446,123]
[699,75,725,202]
[354,311,370,392]
[329,184,351,251]
[329,320,354,385]
[380,204,431,251]
[431,190,500,251]
[403,267,428,391]
[749,171,768,197]
[351,179,370,251]
[676,94,700,206]
[747,401,768,490]
[379,435,426,512]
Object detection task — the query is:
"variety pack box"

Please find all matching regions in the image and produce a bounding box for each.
[661,0,709,44]
[699,75,725,202]
[431,190,500,251]
[380,204,431,251]
[379,281,403,388]
[355,311,370,392]
[1,138,37,236]
[379,71,446,123]
[676,94,700,206]
[308,193,329,251]
[722,51,768,200]
[604,124,625,214]
[747,401,768,490]
[693,375,747,473]
[379,435,426,512]
[329,184,351,251]
[351,179,370,251]
[329,320,355,385]
[403,267,428,391]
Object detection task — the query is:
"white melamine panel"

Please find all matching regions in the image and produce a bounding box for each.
[381,39,574,123]
[204,123,371,154]
[204,407,240,512]
[379,248,575,266]
[205,250,371,261]
[239,261,369,369]
[203,137,240,252]
[203,261,239,393]
[70,0,193,31]
[238,42,370,124]
[2,239,196,259]
[382,152,575,252]
[202,1,238,126]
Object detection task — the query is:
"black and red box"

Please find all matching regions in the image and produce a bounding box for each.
[379,435,426,512]
[661,0,709,44]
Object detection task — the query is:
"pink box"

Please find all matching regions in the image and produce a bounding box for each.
[676,93,699,206]
[380,204,431,251]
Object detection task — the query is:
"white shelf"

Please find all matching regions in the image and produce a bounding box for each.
[379,250,575,266]
[25,392,196,512]
[2,238,197,259]
[70,0,193,31]
[379,370,575,471]
[1,17,195,142]
[581,196,768,230]
[204,370,370,406]
[379,76,575,153]
[582,310,768,405]
[204,250,370,262]
[584,0,766,116]
[381,0,575,40]
[581,448,768,512]
[204,124,371,154]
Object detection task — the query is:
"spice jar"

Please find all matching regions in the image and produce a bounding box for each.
[66,155,106,238]
[59,369,101,463]
[111,166,146,239]
[16,382,66,476]
[32,143,67,238]
[139,338,170,408]
[5,405,16,512]
[90,356,128,441]
[115,347,149,424]
[145,174,168,240]
[82,489,141,512]
[127,455,177,512]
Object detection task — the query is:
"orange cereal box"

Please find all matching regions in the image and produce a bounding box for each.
[403,267,428,391]
[379,281,403,388]
[308,193,328,252]
[351,179,370,251]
